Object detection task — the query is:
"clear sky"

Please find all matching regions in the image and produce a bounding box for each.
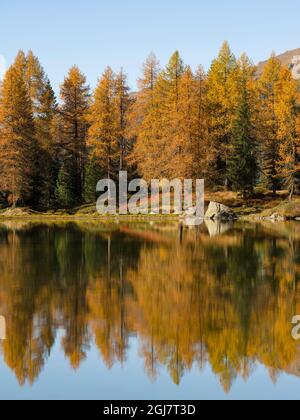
[0,0,299,93]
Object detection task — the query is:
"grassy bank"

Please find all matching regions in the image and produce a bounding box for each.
[207,190,300,219]
[0,190,299,221]
[0,205,180,223]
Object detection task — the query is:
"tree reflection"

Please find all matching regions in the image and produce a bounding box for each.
[0,222,299,392]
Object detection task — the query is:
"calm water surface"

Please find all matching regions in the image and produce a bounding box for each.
[0,220,300,400]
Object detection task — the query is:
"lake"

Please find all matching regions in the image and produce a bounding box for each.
[0,220,299,400]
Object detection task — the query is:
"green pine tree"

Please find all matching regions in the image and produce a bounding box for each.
[84,156,104,203]
[55,157,78,208]
[31,77,58,209]
[228,85,257,198]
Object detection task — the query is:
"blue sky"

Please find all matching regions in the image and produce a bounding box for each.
[0,0,299,93]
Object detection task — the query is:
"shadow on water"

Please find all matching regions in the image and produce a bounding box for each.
[0,220,300,392]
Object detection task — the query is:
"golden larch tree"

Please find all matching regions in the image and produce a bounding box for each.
[87,67,119,180]
[0,66,35,206]
[206,41,239,189]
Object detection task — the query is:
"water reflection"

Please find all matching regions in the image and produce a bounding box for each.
[0,221,299,392]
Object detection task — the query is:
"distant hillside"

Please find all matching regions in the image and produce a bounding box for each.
[257,48,300,79]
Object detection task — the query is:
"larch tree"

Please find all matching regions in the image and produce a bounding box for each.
[143,51,186,179]
[130,51,185,180]
[206,42,238,189]
[257,55,283,195]
[56,66,90,207]
[25,51,58,208]
[175,66,198,179]
[5,50,58,209]
[2,44,300,212]
[276,67,300,200]
[139,52,160,92]
[161,51,186,178]
[192,66,211,180]
[86,67,119,185]
[164,50,185,111]
[0,66,35,206]
[177,65,212,181]
[131,52,210,181]
[25,50,46,111]
[12,50,27,78]
[115,69,132,172]
[128,53,161,180]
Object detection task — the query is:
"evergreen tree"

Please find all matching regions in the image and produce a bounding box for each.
[228,83,257,197]
[36,78,58,208]
[84,156,104,203]
[55,157,78,208]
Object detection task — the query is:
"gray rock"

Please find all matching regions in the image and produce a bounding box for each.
[205,201,237,221]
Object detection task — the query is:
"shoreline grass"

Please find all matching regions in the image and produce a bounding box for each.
[0,190,300,222]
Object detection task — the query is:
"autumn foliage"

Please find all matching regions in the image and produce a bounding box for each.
[0,43,300,208]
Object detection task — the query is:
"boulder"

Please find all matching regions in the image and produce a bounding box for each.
[205,201,237,221]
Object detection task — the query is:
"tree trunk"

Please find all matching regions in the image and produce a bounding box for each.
[289,184,294,202]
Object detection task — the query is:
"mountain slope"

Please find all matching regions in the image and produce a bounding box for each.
[257,48,300,79]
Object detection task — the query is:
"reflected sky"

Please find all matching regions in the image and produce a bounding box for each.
[0,221,299,400]
[1,335,300,400]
